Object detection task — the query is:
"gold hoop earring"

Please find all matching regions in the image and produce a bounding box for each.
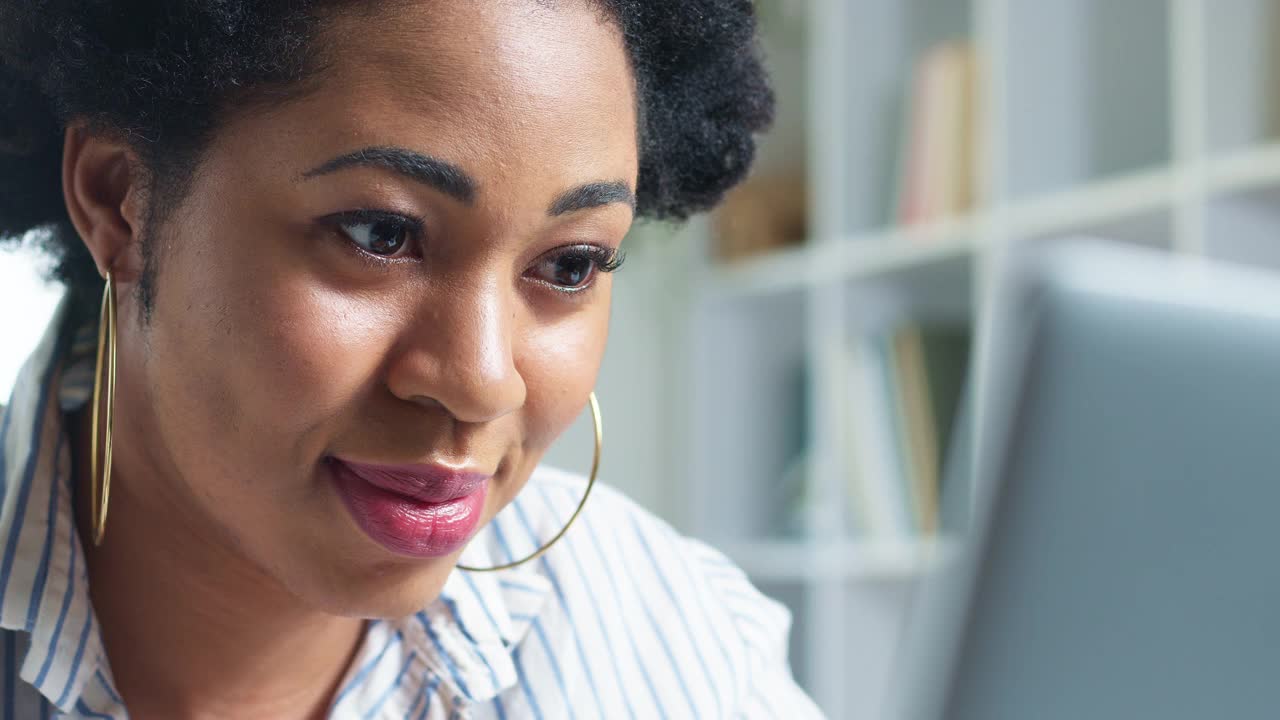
[90,271,117,546]
[457,391,601,572]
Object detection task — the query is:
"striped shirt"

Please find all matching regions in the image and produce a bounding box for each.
[0,295,823,719]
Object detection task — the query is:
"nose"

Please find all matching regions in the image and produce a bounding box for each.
[384,276,527,424]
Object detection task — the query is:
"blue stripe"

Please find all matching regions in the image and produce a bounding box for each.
[508,634,548,720]
[454,578,512,717]
[631,515,723,717]
[73,699,113,719]
[527,619,574,720]
[719,596,775,645]
[415,613,473,701]
[94,669,122,705]
[534,485,638,720]
[362,650,416,719]
[604,514,698,714]
[402,680,426,720]
[330,627,403,710]
[510,498,606,718]
[491,524,547,720]
[436,596,478,645]
[458,571,524,714]
[459,574,501,635]
[492,520,574,717]
[578,513,664,716]
[406,671,451,720]
[415,675,442,720]
[747,686,782,720]
[496,579,544,596]
[492,692,509,720]
[54,609,92,706]
[673,544,739,705]
[458,573,513,677]
[0,328,70,603]
[5,632,15,720]
[719,585,780,622]
[438,594,500,690]
[24,433,64,631]
[0,396,16,490]
[34,498,78,688]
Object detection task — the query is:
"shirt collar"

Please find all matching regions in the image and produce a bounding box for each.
[0,292,553,716]
[0,293,106,714]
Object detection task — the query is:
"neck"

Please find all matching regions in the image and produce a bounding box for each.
[71,409,365,720]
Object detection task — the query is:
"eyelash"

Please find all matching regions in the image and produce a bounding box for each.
[321,208,627,291]
[324,209,422,262]
[534,244,628,296]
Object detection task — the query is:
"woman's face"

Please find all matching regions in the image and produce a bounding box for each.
[108,0,637,616]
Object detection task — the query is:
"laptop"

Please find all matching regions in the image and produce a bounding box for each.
[891,238,1280,720]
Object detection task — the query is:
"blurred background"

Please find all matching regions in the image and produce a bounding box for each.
[7,0,1280,717]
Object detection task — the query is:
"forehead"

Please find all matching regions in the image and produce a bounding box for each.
[298,1,639,193]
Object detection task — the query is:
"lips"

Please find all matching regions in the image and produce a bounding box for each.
[327,457,490,558]
[333,459,488,504]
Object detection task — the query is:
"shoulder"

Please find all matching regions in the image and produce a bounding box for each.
[519,464,790,645]
[498,465,823,718]
[516,465,746,594]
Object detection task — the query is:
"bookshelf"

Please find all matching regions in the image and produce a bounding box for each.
[672,0,1280,717]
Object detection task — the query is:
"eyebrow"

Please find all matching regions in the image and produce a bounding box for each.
[301,145,635,216]
[549,181,636,217]
[301,146,477,204]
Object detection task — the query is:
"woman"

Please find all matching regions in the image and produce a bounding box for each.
[0,1,818,718]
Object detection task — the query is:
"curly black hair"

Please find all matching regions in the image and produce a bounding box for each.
[0,0,773,305]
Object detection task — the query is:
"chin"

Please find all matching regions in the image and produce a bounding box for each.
[292,553,458,619]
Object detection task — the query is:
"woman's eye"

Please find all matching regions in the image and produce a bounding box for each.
[530,246,626,291]
[332,211,421,258]
[543,254,594,288]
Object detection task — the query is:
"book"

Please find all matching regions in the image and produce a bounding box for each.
[712,170,807,263]
[845,323,972,539]
[891,327,940,534]
[895,42,979,226]
[844,333,913,542]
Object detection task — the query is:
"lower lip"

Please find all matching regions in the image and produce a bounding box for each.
[328,460,487,558]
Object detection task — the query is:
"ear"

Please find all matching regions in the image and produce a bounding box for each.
[61,122,146,284]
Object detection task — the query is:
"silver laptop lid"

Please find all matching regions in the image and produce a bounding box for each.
[893,239,1280,720]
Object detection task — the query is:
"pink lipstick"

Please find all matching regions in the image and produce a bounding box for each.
[328,457,489,558]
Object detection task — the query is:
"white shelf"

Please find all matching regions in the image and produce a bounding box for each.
[1001,164,1175,239]
[1206,141,1280,196]
[711,143,1280,303]
[705,173,1179,301]
[701,242,811,299]
[722,538,956,583]
[703,153,1280,301]
[829,225,980,284]
[704,230,977,301]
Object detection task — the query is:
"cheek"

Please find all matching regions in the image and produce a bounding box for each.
[229,285,390,434]
[148,225,395,471]
[516,302,611,457]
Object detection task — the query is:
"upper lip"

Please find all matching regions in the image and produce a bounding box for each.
[329,457,490,503]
